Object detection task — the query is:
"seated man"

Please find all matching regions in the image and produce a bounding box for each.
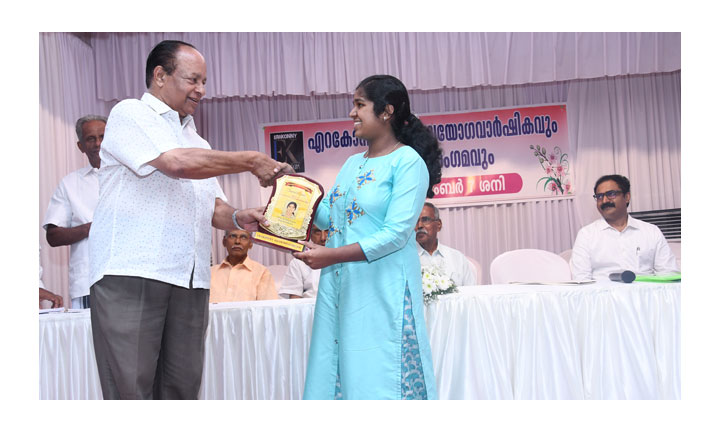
[210,229,279,302]
[278,225,328,299]
[415,202,477,287]
[571,174,678,280]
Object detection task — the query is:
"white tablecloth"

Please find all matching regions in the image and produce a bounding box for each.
[39,281,679,399]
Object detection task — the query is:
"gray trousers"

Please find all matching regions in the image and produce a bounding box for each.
[90,275,209,399]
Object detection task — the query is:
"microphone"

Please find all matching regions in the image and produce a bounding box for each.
[609,270,636,283]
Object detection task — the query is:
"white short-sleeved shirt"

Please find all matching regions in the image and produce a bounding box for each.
[417,242,477,287]
[570,215,679,280]
[42,165,99,299]
[277,258,320,298]
[88,93,227,289]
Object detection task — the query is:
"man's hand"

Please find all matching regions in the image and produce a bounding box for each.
[39,288,64,309]
[252,153,295,187]
[46,223,91,247]
[235,207,270,232]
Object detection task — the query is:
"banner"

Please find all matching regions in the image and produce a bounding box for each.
[260,104,572,206]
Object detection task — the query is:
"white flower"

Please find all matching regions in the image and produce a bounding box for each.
[421,265,458,305]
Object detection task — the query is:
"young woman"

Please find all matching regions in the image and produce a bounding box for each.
[294,75,442,399]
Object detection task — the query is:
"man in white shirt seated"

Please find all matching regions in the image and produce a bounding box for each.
[415,202,477,287]
[43,115,106,309]
[278,225,328,298]
[571,174,679,280]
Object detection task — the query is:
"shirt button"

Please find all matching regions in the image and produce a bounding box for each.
[335,303,338,308]
[335,271,339,276]
[334,339,338,344]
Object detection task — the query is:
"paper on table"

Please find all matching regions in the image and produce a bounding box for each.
[508,280,596,285]
[39,307,65,314]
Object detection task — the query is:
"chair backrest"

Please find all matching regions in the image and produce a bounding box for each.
[558,249,573,262]
[267,264,288,286]
[466,256,482,285]
[490,249,571,284]
[668,241,681,271]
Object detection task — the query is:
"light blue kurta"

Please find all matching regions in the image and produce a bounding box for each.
[303,146,438,400]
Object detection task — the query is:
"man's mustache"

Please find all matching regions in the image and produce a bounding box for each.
[416,228,428,235]
[601,202,616,210]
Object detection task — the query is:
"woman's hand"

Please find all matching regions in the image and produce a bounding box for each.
[293,241,336,269]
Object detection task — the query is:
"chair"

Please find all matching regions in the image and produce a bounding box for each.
[490,249,571,284]
[466,256,483,285]
[558,249,573,263]
[668,241,681,271]
[267,264,288,287]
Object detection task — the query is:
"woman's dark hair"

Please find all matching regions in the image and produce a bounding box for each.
[356,75,442,198]
[287,201,297,209]
[145,40,197,89]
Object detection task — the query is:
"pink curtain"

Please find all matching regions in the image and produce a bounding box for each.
[39,33,114,303]
[91,32,680,101]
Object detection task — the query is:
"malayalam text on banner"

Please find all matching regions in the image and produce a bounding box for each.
[260,104,572,206]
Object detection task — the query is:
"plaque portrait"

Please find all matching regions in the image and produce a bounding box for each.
[252,174,324,252]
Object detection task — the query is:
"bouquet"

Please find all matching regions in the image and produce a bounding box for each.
[421,265,458,305]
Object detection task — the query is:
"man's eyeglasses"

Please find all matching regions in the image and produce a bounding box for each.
[418,216,438,225]
[593,190,622,201]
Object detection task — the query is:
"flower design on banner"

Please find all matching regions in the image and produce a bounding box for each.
[328,186,344,209]
[421,265,458,305]
[345,199,365,225]
[530,145,571,195]
[356,170,375,189]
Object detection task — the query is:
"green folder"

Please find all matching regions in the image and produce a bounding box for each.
[634,273,681,282]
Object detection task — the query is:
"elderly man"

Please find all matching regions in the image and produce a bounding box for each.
[415,202,477,287]
[210,229,278,302]
[88,40,292,400]
[43,115,106,309]
[278,225,328,299]
[571,174,678,280]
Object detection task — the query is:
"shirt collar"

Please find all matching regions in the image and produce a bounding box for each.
[141,92,196,130]
[220,256,257,271]
[417,241,445,257]
[626,215,641,229]
[598,215,639,232]
[81,164,98,176]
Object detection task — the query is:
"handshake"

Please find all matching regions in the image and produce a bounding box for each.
[252,151,296,187]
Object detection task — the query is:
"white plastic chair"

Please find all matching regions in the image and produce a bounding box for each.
[490,249,571,284]
[558,249,573,263]
[267,264,288,286]
[466,256,483,285]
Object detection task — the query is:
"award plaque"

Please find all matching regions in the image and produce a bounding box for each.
[251,174,325,252]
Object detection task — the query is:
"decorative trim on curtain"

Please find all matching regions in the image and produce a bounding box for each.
[91,32,680,102]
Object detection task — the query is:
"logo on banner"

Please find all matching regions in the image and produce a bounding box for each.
[271,131,305,173]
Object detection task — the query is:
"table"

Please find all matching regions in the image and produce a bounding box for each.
[39,281,679,399]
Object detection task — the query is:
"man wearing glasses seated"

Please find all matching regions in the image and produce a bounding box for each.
[415,202,477,287]
[210,229,279,302]
[570,174,678,280]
